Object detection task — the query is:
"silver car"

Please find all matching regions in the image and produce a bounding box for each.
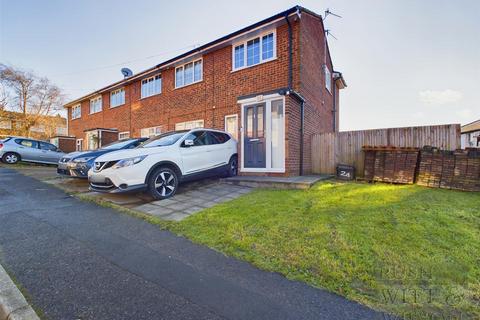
[0,137,65,165]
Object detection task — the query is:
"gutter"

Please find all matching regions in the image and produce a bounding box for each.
[64,6,303,108]
[332,81,336,132]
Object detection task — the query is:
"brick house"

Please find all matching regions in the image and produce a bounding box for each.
[0,110,67,140]
[64,6,346,176]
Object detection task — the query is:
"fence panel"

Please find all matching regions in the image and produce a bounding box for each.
[311,124,461,176]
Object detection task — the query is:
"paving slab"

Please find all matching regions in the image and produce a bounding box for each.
[0,263,40,320]
[162,212,190,221]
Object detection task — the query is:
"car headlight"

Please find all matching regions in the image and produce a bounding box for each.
[73,157,95,163]
[112,155,147,169]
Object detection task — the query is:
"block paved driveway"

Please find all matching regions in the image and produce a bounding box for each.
[133,180,252,221]
[0,167,388,320]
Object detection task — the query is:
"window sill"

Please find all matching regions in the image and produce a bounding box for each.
[110,103,125,109]
[71,117,81,121]
[174,79,203,90]
[89,111,102,115]
[231,57,277,73]
[140,92,161,100]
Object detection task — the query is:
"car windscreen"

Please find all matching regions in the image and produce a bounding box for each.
[142,131,187,148]
[100,139,136,150]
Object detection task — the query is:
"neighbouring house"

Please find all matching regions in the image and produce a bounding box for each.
[63,6,347,176]
[461,119,480,148]
[0,110,67,140]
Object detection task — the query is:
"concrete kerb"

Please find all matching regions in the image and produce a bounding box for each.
[0,264,40,320]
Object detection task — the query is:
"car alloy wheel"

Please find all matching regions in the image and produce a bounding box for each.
[228,156,238,177]
[150,168,178,199]
[3,153,19,164]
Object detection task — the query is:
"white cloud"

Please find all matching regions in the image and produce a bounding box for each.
[419,89,463,106]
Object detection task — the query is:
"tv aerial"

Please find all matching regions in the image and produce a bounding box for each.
[325,30,338,40]
[323,8,342,20]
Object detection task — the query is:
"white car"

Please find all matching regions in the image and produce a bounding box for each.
[88,129,238,199]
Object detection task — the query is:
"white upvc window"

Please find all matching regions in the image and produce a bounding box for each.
[0,120,12,129]
[140,126,163,138]
[175,119,204,131]
[90,96,102,114]
[118,131,130,140]
[225,114,238,140]
[30,125,45,133]
[72,104,81,119]
[324,65,332,93]
[76,139,83,151]
[175,59,202,88]
[56,127,67,135]
[110,88,125,107]
[141,74,162,98]
[232,30,276,71]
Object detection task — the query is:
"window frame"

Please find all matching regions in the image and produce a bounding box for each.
[89,96,102,114]
[140,74,162,99]
[140,126,163,138]
[0,120,12,129]
[224,114,238,140]
[324,64,332,94]
[175,58,203,89]
[71,104,81,120]
[232,30,277,72]
[76,139,83,151]
[110,88,125,108]
[118,131,130,140]
[175,119,204,131]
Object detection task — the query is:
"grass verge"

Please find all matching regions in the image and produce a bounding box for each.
[166,181,480,319]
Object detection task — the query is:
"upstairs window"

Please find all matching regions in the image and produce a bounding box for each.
[175,59,202,88]
[324,65,332,93]
[110,88,125,107]
[233,31,276,71]
[72,104,81,119]
[90,96,102,114]
[141,75,161,98]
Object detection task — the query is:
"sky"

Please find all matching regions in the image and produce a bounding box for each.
[1,0,479,131]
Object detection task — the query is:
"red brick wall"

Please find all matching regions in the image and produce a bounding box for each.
[298,12,337,174]
[57,138,76,153]
[68,22,299,140]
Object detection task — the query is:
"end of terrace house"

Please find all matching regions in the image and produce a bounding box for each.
[63,5,347,177]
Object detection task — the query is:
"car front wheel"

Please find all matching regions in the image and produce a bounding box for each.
[148,167,179,200]
[2,152,20,164]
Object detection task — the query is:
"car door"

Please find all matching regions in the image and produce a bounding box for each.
[15,139,41,162]
[208,131,231,167]
[39,142,63,163]
[179,130,216,174]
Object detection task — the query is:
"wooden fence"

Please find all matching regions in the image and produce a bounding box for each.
[311,124,461,176]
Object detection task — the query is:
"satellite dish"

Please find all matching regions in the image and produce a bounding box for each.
[121,68,133,78]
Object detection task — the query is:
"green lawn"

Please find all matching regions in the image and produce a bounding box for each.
[169,182,480,319]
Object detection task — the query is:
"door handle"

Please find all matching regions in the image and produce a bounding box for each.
[249,138,260,142]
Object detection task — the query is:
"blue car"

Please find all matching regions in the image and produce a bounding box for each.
[57,138,148,178]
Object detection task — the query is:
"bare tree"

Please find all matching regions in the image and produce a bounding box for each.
[0,64,64,137]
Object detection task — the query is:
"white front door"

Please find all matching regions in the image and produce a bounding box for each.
[240,94,285,173]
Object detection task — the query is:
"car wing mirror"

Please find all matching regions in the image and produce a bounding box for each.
[184,139,194,147]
